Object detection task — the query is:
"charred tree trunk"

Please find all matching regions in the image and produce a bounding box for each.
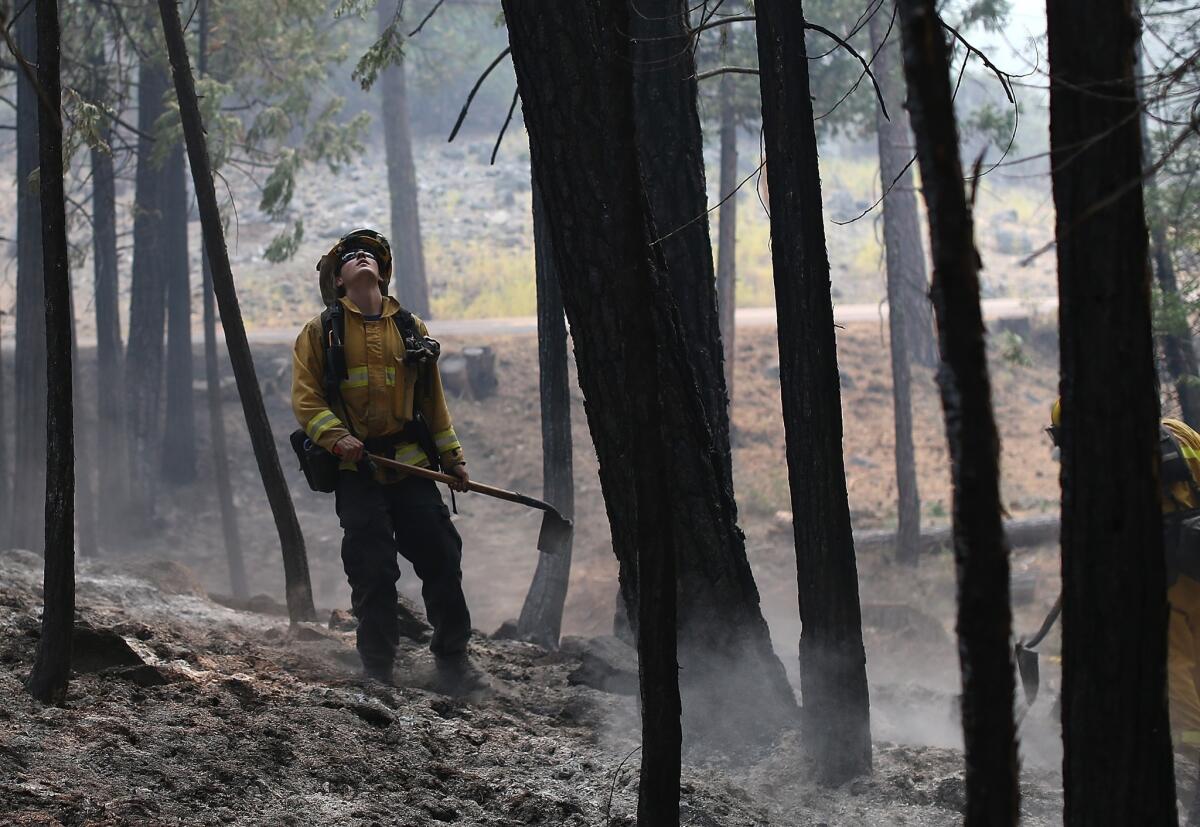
[158,0,315,623]
[10,3,46,552]
[69,284,97,558]
[506,1,798,752]
[202,248,246,598]
[897,0,1017,822]
[196,0,246,599]
[516,180,574,647]
[502,4,682,812]
[869,4,921,564]
[379,0,429,317]
[161,136,195,483]
[869,1,936,370]
[0,311,7,541]
[630,0,732,481]
[717,71,739,406]
[90,54,127,544]
[126,54,171,528]
[1046,0,1177,821]
[26,0,74,705]
[754,0,872,783]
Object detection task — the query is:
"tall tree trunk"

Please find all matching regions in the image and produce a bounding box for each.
[869,4,921,564]
[202,249,247,598]
[379,0,429,317]
[630,0,733,481]
[0,310,7,542]
[870,0,936,370]
[10,2,47,552]
[512,4,798,751]
[69,285,97,558]
[754,0,872,784]
[897,1,1018,821]
[158,0,315,623]
[161,137,195,483]
[196,0,246,599]
[90,57,127,545]
[502,4,682,811]
[126,54,171,528]
[516,180,574,648]
[716,71,739,406]
[1046,0,1177,821]
[26,0,74,706]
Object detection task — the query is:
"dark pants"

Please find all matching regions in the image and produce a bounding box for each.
[335,471,471,671]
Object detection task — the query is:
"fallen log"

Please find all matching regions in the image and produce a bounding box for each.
[853,514,1060,554]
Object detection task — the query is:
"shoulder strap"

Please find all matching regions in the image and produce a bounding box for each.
[321,303,356,439]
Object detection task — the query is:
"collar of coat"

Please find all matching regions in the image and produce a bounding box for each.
[339,294,401,319]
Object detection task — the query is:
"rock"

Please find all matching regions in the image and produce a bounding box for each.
[111,664,177,687]
[132,560,206,597]
[934,775,967,812]
[397,596,432,642]
[289,623,339,643]
[328,609,357,632]
[72,622,146,673]
[560,635,638,696]
[491,619,520,640]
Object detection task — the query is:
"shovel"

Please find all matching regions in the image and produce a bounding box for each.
[365,453,573,556]
[1015,593,1063,707]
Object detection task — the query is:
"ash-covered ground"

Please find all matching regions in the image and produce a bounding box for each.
[0,548,1064,826]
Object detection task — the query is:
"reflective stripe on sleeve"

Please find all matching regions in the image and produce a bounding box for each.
[306,410,342,442]
[433,427,461,453]
[385,366,396,386]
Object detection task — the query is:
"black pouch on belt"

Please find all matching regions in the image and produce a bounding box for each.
[290,429,340,493]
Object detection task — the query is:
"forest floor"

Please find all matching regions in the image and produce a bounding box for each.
[0,314,1078,824]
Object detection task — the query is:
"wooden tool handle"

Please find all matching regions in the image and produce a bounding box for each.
[366,453,526,504]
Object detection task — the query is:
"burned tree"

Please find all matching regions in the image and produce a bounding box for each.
[26,0,74,705]
[630,0,732,476]
[9,3,46,552]
[754,0,872,783]
[501,5,683,814]
[897,0,1017,821]
[504,0,797,755]
[126,51,171,527]
[158,0,315,623]
[516,182,574,648]
[869,3,922,565]
[1046,0,1177,821]
[198,0,247,599]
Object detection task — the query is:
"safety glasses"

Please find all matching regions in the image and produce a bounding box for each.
[340,248,377,265]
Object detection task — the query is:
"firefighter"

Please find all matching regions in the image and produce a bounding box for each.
[1049,400,1200,764]
[292,228,475,687]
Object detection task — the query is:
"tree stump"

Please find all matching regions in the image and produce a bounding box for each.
[463,346,497,399]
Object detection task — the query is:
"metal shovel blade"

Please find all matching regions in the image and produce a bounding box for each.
[536,510,574,556]
[1015,642,1041,706]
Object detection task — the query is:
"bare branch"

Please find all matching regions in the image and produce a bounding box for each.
[490,87,518,165]
[408,0,446,37]
[447,46,512,143]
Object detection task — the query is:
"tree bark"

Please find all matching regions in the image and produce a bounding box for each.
[9,2,47,552]
[897,0,1017,822]
[196,0,246,599]
[516,180,574,648]
[869,4,921,564]
[1046,0,1177,821]
[26,0,74,706]
[754,0,872,784]
[869,1,937,370]
[90,51,127,545]
[126,53,171,528]
[161,135,196,483]
[505,0,798,753]
[717,71,738,407]
[379,0,430,317]
[502,3,683,807]
[158,0,315,623]
[630,0,733,484]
